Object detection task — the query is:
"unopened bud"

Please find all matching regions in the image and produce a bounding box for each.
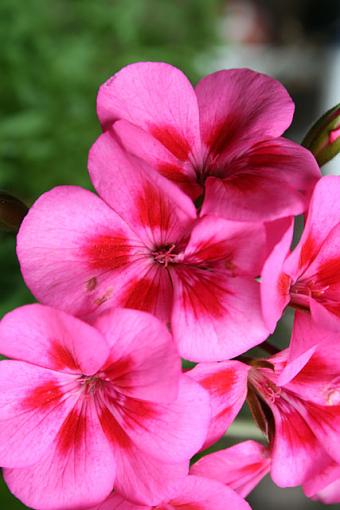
[0,191,28,231]
[302,103,340,166]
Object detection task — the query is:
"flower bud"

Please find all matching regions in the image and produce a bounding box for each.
[302,103,340,166]
[0,191,28,231]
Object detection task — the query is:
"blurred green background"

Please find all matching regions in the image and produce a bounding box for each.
[0,0,338,508]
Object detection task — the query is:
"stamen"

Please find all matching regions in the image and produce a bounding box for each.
[152,243,177,267]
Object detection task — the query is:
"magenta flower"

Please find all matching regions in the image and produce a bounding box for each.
[190,316,340,487]
[96,62,320,221]
[191,440,271,497]
[87,475,251,510]
[17,137,279,361]
[247,338,340,487]
[0,304,210,509]
[261,175,340,334]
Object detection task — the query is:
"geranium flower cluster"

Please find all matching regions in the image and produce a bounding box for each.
[1,62,339,510]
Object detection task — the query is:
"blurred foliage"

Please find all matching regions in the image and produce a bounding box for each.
[0,0,223,321]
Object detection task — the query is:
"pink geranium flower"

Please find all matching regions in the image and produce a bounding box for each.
[87,475,251,510]
[96,62,320,221]
[191,440,271,497]
[17,138,279,361]
[0,304,210,509]
[190,315,340,488]
[262,175,340,334]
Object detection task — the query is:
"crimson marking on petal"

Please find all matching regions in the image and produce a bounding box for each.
[224,173,267,193]
[121,277,159,313]
[179,270,228,319]
[84,233,131,270]
[292,354,330,384]
[276,399,318,449]
[316,257,340,287]
[149,124,191,161]
[103,356,134,381]
[190,239,230,264]
[57,408,87,454]
[137,181,172,231]
[168,503,203,510]
[277,273,291,296]
[99,407,131,448]
[49,339,79,371]
[204,116,239,156]
[22,381,64,410]
[299,235,317,269]
[201,368,237,396]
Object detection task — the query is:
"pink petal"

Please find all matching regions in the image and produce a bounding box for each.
[94,308,181,403]
[301,401,340,465]
[196,68,294,162]
[172,269,268,361]
[17,185,147,319]
[97,62,201,158]
[4,399,116,510]
[189,361,249,448]
[89,492,149,510]
[88,131,196,247]
[270,395,328,487]
[0,304,109,374]
[285,175,340,275]
[304,460,340,504]
[0,361,78,467]
[99,414,188,506]
[111,376,210,464]
[182,215,268,277]
[191,440,271,497]
[278,311,339,388]
[167,475,251,510]
[201,138,319,221]
[260,217,294,332]
[114,120,201,200]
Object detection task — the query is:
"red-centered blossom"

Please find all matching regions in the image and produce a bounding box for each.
[190,319,340,488]
[96,62,320,221]
[87,475,251,510]
[191,440,271,497]
[0,304,210,510]
[17,137,281,361]
[261,175,340,335]
[247,339,340,487]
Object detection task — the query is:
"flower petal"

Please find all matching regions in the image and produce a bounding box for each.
[4,399,116,510]
[201,138,319,221]
[114,119,201,200]
[304,460,340,504]
[0,304,109,374]
[88,131,196,247]
[97,62,201,158]
[0,361,78,467]
[182,215,268,277]
[189,361,249,448]
[191,440,271,497]
[196,68,294,162]
[260,217,294,332]
[17,185,146,319]
[172,269,268,361]
[270,395,328,487]
[285,175,340,275]
[110,376,210,464]
[94,308,181,403]
[168,475,251,510]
